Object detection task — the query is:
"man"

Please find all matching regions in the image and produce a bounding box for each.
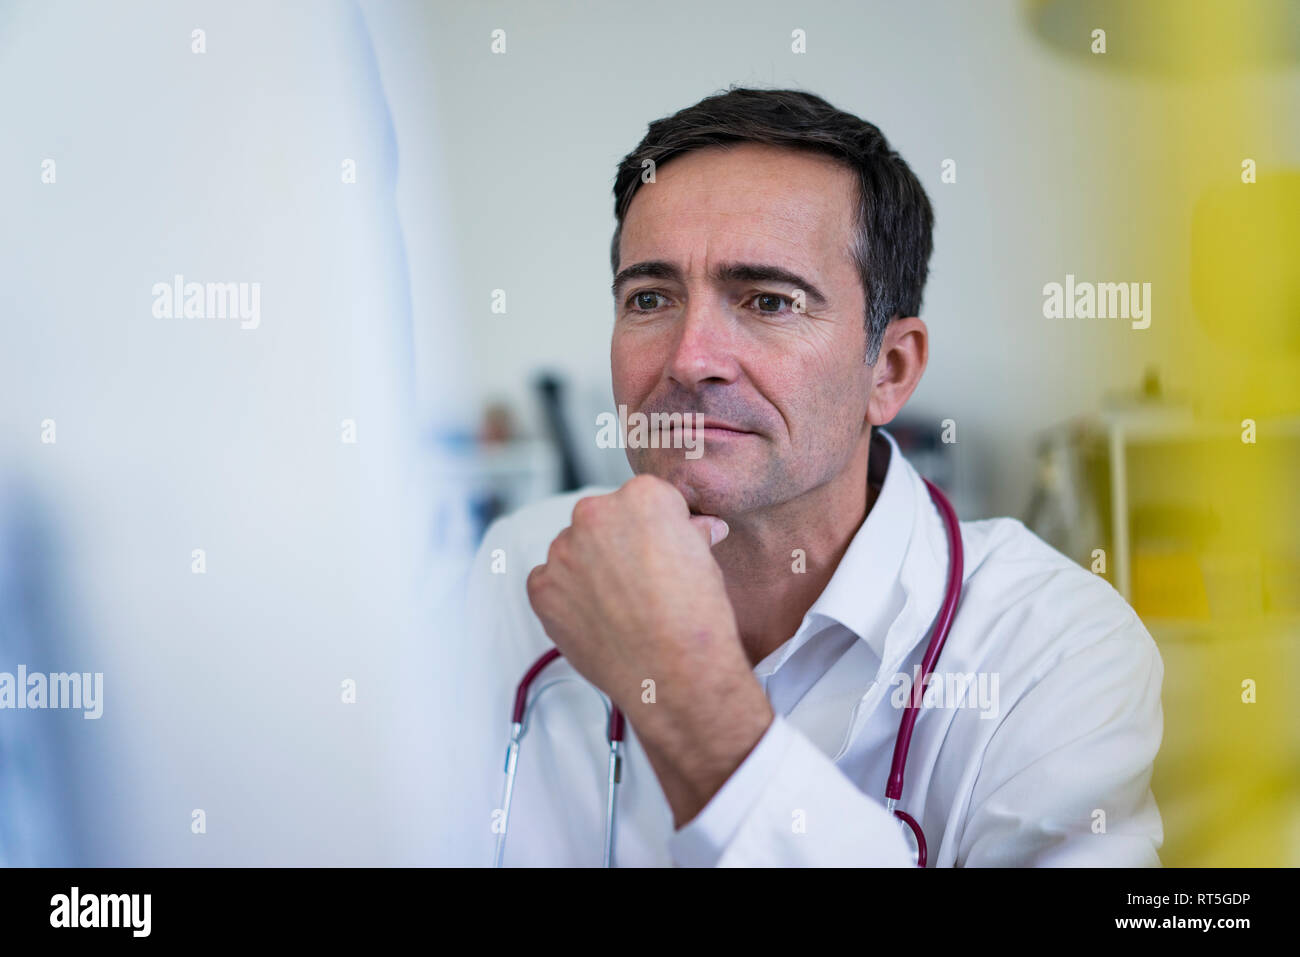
[463,87,1163,867]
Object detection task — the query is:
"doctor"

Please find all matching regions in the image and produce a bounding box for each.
[462,87,1163,867]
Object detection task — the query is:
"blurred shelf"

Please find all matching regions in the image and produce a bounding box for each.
[1097,408,1300,444]
[1042,407,1300,604]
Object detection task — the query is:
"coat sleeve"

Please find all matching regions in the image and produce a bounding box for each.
[668,616,1164,868]
[667,714,917,866]
[955,621,1165,866]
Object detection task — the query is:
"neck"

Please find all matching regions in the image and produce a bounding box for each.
[711,427,884,667]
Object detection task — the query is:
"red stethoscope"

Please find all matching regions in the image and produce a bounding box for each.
[493,477,963,868]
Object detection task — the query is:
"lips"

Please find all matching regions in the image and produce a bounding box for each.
[697,419,753,435]
[667,418,755,440]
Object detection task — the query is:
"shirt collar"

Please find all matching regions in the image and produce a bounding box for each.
[806,426,917,662]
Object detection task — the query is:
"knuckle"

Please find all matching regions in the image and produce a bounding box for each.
[570,495,600,524]
[525,563,547,598]
[546,526,573,564]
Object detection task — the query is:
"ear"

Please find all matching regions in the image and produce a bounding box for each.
[867,316,928,426]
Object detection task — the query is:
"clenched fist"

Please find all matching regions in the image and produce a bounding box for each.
[525,474,774,825]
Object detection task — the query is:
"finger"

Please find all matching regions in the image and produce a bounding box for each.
[525,563,547,606]
[689,514,730,547]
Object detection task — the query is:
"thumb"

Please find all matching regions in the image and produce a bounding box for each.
[689,514,730,547]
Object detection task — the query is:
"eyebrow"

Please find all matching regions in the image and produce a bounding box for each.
[611,260,830,309]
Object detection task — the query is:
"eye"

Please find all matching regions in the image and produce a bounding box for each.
[628,290,669,312]
[747,292,796,315]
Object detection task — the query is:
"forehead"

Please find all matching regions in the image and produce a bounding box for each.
[619,142,859,275]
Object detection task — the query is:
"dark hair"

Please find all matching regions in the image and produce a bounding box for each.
[611,86,935,364]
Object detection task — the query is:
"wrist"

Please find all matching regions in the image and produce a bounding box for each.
[631,669,774,827]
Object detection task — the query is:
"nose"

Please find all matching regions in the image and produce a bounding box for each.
[663,297,741,392]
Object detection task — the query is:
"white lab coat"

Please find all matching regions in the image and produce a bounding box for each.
[456,428,1164,866]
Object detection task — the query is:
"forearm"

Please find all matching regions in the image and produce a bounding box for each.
[631,672,774,828]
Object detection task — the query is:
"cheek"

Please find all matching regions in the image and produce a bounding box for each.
[761,349,869,448]
[611,332,660,404]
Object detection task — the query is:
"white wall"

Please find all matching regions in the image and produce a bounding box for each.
[358,0,1279,519]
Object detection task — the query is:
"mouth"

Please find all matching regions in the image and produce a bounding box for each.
[671,419,756,440]
[700,418,753,433]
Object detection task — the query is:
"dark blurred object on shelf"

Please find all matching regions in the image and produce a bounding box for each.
[536,373,585,492]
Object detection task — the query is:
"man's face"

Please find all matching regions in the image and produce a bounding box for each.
[611,142,872,517]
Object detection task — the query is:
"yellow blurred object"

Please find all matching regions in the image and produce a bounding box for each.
[1133,550,1269,620]
[1131,550,1210,619]
[1191,173,1300,359]
[1199,551,1266,619]
[1027,0,1300,871]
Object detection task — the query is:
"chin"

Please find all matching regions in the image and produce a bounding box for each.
[630,453,752,516]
